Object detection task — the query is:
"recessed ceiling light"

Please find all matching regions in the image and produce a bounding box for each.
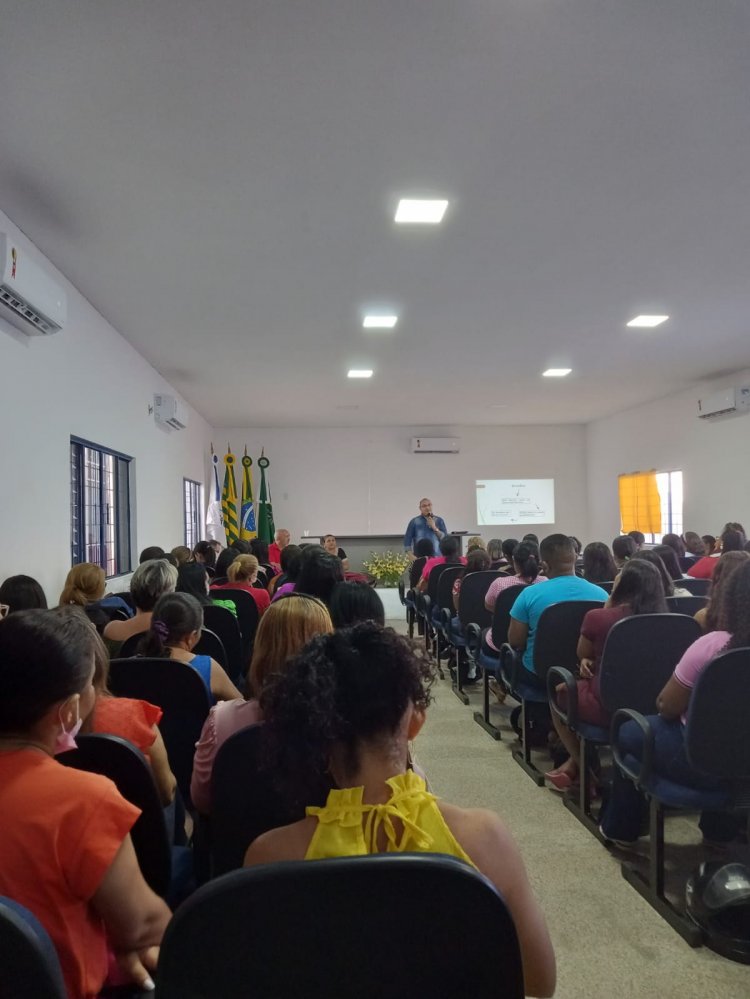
[347,369,373,379]
[626,315,669,328]
[542,368,572,377]
[394,199,449,224]
[363,315,398,329]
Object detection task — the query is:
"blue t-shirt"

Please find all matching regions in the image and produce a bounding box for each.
[188,654,215,705]
[510,575,607,672]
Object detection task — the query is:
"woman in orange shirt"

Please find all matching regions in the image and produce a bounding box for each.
[0,609,171,998]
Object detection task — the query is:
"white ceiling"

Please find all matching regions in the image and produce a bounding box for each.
[2,1,750,428]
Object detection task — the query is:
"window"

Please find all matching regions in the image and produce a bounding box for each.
[70,438,132,577]
[644,470,683,544]
[183,478,204,549]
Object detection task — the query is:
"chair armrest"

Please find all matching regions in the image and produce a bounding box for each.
[465,623,482,660]
[547,666,578,726]
[397,580,406,606]
[610,709,654,787]
[417,594,431,621]
[499,643,523,690]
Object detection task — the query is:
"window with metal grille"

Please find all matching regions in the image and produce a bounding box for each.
[70,438,132,577]
[183,478,204,549]
[644,470,684,544]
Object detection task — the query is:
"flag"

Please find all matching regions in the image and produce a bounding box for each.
[256,449,275,544]
[240,448,257,540]
[222,446,239,545]
[205,444,224,542]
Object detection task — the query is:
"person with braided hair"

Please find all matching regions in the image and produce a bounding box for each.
[244,623,556,998]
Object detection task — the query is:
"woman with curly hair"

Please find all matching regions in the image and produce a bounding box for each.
[694,550,750,632]
[243,623,556,998]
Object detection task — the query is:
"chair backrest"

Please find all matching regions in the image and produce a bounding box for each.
[109,658,212,808]
[679,576,711,596]
[211,588,259,662]
[409,556,428,590]
[118,629,148,658]
[597,580,615,594]
[0,898,67,999]
[426,561,462,603]
[491,584,527,649]
[210,724,329,876]
[193,627,228,671]
[434,565,464,613]
[685,648,750,780]
[666,595,708,616]
[203,604,244,681]
[598,613,702,716]
[532,601,604,680]
[457,571,502,629]
[155,854,524,999]
[57,734,171,896]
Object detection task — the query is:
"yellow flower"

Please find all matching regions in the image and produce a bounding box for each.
[362,550,410,587]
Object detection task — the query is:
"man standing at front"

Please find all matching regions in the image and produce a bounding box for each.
[404,498,448,559]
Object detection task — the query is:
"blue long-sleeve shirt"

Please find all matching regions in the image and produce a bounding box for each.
[403,515,448,556]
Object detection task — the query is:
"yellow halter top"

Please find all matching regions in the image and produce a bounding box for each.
[305,770,475,866]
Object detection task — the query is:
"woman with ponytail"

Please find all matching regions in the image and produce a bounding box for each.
[138,593,241,704]
[59,563,132,627]
[481,540,546,654]
[244,624,556,998]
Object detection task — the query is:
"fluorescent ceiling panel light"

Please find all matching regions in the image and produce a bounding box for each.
[542,368,572,377]
[626,315,669,328]
[363,315,398,328]
[347,369,373,378]
[394,199,449,224]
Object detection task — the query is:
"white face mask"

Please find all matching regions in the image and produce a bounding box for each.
[54,705,82,755]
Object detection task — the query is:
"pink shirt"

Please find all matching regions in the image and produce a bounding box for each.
[420,555,466,583]
[484,575,547,651]
[673,630,731,723]
[191,698,263,814]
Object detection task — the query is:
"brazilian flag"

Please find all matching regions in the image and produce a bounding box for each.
[222,449,239,545]
[240,449,257,540]
[256,450,275,544]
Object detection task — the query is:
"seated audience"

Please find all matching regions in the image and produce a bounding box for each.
[546,559,668,790]
[249,540,275,583]
[452,548,491,611]
[634,550,676,597]
[270,544,303,600]
[103,559,178,645]
[467,536,486,553]
[322,534,350,572]
[139,545,165,563]
[295,545,345,606]
[688,527,747,579]
[243,624,556,998]
[652,545,692,595]
[581,542,617,585]
[211,555,271,617]
[694,550,750,632]
[0,574,47,613]
[683,531,705,558]
[330,582,385,628]
[214,547,239,580]
[601,560,750,846]
[507,535,608,689]
[626,530,645,550]
[176,562,212,605]
[661,532,686,559]
[138,593,241,704]
[268,528,291,567]
[486,538,506,570]
[612,535,637,569]
[58,563,132,631]
[170,545,191,566]
[416,535,466,593]
[0,609,171,997]
[192,540,217,570]
[191,594,333,814]
[497,537,519,575]
[701,534,717,556]
[482,540,545,655]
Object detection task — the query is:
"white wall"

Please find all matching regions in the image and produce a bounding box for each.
[586,369,750,542]
[0,209,213,602]
[216,424,588,544]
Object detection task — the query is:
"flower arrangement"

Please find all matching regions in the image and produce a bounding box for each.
[362,550,410,587]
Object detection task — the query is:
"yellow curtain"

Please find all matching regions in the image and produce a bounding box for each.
[618,471,662,533]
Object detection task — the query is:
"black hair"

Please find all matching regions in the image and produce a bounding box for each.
[501,538,518,561]
[705,551,750,632]
[215,548,239,578]
[250,539,270,564]
[176,563,212,606]
[632,550,674,596]
[139,592,203,658]
[661,533,686,559]
[296,547,345,606]
[568,536,582,555]
[627,530,645,546]
[721,529,746,553]
[230,540,252,555]
[522,533,539,544]
[652,545,684,582]
[261,623,434,801]
[139,545,165,564]
[582,542,617,584]
[280,544,303,580]
[329,583,385,628]
[0,575,48,613]
[540,533,575,564]
[612,536,638,562]
[461,549,491,578]
[723,522,746,537]
[702,534,716,554]
[415,538,435,558]
[162,553,179,568]
[611,559,668,615]
[0,609,94,732]
[192,541,217,569]
[512,540,540,581]
[438,535,460,560]
[722,561,750,647]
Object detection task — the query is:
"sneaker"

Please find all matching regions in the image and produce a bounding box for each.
[598,824,637,849]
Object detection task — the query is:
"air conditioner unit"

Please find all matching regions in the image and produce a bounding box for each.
[154,394,189,430]
[697,386,750,420]
[0,233,67,336]
[410,437,460,454]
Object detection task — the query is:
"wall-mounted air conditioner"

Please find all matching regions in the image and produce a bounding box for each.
[0,233,67,336]
[411,437,460,453]
[154,394,189,430]
[697,386,750,420]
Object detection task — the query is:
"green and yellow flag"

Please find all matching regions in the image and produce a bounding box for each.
[240,447,257,541]
[256,449,275,544]
[222,447,239,545]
